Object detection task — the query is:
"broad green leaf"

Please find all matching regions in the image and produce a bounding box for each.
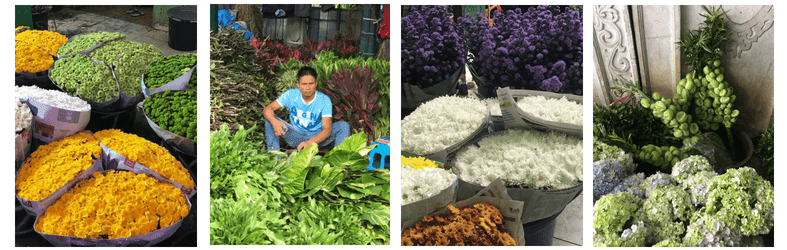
[263,230,286,245]
[331,132,369,154]
[282,144,318,194]
[337,186,368,200]
[359,205,390,226]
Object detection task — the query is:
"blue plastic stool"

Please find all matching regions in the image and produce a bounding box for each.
[367,138,390,170]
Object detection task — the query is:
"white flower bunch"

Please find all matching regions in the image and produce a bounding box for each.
[15,86,90,111]
[454,129,582,189]
[402,96,486,155]
[485,96,582,125]
[16,99,32,133]
[401,165,456,205]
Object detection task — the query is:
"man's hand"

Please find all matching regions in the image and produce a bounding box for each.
[272,120,286,137]
[297,140,314,150]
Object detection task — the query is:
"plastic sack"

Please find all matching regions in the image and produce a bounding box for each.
[402,66,463,110]
[23,96,90,144]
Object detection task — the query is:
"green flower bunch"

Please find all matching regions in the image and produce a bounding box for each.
[144,90,197,141]
[144,54,197,89]
[51,54,117,102]
[114,45,162,96]
[58,31,125,55]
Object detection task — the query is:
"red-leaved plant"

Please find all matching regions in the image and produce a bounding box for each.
[250,37,301,79]
[323,66,381,144]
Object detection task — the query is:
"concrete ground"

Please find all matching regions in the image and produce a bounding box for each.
[46,6,195,56]
[466,80,583,246]
[552,192,583,246]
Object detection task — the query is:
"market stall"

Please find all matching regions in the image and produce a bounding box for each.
[209,4,391,245]
[400,5,583,246]
[14,23,197,246]
[592,5,774,247]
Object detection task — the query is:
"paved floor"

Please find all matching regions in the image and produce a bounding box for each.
[46,7,195,56]
[552,192,583,246]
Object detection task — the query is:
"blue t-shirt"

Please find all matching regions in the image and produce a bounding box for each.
[276,89,332,131]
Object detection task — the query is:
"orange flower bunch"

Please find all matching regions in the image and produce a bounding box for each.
[15,41,54,73]
[15,29,68,55]
[35,170,190,239]
[15,132,101,201]
[401,203,517,246]
[94,129,195,189]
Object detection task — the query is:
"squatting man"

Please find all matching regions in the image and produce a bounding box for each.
[263,66,349,152]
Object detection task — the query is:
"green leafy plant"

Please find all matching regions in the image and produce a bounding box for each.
[209,126,390,245]
[754,125,774,180]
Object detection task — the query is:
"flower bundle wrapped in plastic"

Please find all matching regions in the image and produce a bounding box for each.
[402,96,486,155]
[401,203,516,246]
[15,86,91,111]
[15,41,54,73]
[94,129,194,189]
[402,5,466,87]
[35,170,189,239]
[50,54,118,102]
[401,156,456,205]
[16,99,32,133]
[57,31,125,56]
[459,6,582,94]
[488,96,582,125]
[15,132,102,201]
[15,29,68,55]
[454,129,582,189]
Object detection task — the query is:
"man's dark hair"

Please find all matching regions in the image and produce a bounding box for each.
[297,66,319,82]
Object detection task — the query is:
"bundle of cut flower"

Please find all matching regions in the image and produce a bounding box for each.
[94,129,195,190]
[401,156,456,205]
[35,170,189,239]
[454,129,582,188]
[15,86,90,112]
[487,96,581,125]
[402,96,486,155]
[15,132,102,201]
[401,203,516,246]
[16,99,32,133]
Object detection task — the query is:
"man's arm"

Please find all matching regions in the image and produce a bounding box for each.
[298,116,333,150]
[263,101,286,137]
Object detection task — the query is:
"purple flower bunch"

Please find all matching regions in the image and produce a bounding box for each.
[402,6,466,88]
[461,6,583,94]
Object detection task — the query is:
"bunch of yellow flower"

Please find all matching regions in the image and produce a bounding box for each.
[15,29,68,55]
[15,41,54,73]
[15,132,102,201]
[402,156,439,170]
[94,129,195,190]
[35,170,190,239]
